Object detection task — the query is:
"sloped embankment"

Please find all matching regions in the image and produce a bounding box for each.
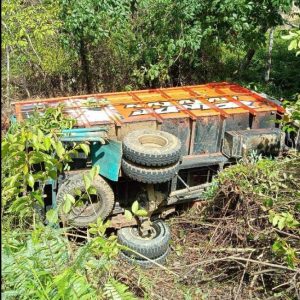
[114,153,300,299]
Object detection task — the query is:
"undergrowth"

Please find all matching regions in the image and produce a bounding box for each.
[1,107,137,300]
[111,152,300,299]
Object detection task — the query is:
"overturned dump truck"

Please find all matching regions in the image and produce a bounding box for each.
[13,82,287,267]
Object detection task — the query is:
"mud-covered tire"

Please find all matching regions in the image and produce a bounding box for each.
[123,129,181,166]
[119,248,170,268]
[56,173,114,227]
[121,159,179,184]
[118,220,170,259]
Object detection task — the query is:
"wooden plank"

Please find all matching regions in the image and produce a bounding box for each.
[222,83,285,114]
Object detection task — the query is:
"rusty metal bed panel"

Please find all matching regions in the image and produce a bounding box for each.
[12,82,284,128]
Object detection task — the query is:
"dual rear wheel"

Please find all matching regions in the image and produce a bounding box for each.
[119,129,178,265]
[122,129,182,184]
[117,220,171,268]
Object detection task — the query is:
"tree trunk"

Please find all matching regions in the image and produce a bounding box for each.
[239,48,256,73]
[79,39,93,93]
[265,28,274,82]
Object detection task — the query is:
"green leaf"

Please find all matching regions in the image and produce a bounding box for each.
[31,191,44,206]
[74,188,82,196]
[44,136,52,151]
[89,228,98,235]
[46,209,58,223]
[74,200,84,207]
[80,143,90,156]
[135,209,148,217]
[8,196,29,213]
[37,129,44,142]
[131,201,139,214]
[62,194,75,214]
[27,174,35,189]
[278,217,285,230]
[263,198,273,207]
[281,34,293,40]
[272,214,280,227]
[272,240,284,253]
[124,209,133,221]
[23,164,29,175]
[64,194,75,204]
[288,40,297,51]
[83,174,91,190]
[48,169,57,179]
[63,199,72,214]
[29,152,46,164]
[88,186,97,195]
[90,165,100,180]
[55,141,65,159]
[9,174,20,188]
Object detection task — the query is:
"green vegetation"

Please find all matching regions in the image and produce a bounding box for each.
[109,152,299,299]
[1,0,300,299]
[215,153,299,268]
[1,108,137,299]
[2,0,300,104]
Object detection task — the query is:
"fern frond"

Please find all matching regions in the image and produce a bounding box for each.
[103,279,138,300]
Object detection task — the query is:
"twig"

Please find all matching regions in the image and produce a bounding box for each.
[261,273,266,294]
[249,274,259,299]
[251,268,281,276]
[274,228,300,240]
[234,251,254,300]
[188,247,260,253]
[272,273,299,291]
[272,280,293,290]
[65,232,88,240]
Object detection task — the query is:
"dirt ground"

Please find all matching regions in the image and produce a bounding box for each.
[113,203,300,300]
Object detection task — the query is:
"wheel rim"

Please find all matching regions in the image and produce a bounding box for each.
[138,134,168,149]
[70,191,103,219]
[130,223,161,240]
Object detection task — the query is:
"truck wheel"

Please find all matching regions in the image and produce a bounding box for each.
[121,159,179,184]
[119,248,169,268]
[123,129,181,166]
[56,173,114,227]
[118,220,170,259]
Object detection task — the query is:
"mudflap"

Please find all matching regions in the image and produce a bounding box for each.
[91,139,122,181]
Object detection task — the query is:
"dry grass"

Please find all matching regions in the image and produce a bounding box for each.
[112,154,300,299]
[112,207,299,299]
